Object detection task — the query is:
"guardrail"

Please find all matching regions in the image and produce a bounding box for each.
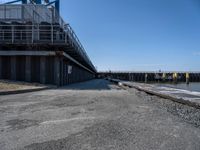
[0,23,95,71]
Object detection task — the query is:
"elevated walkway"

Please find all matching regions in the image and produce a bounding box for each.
[0,4,96,72]
[0,4,96,86]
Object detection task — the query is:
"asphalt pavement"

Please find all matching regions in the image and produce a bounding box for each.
[0,79,200,150]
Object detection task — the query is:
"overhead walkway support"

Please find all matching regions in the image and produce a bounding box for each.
[0,3,96,86]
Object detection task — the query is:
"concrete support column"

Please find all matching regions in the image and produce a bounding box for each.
[54,57,60,86]
[25,56,31,82]
[11,56,16,80]
[40,56,46,84]
[0,56,2,79]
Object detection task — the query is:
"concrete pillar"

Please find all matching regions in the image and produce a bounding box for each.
[40,56,46,84]
[54,57,60,86]
[0,56,2,79]
[11,56,16,80]
[25,56,31,82]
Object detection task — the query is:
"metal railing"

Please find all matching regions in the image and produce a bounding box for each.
[66,25,94,69]
[0,24,64,43]
[0,4,96,71]
[0,23,95,70]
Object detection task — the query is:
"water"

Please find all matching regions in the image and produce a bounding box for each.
[154,82,200,92]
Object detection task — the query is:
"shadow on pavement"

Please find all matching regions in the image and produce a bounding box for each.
[59,79,113,90]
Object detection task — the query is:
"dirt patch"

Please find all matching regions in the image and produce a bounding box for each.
[0,80,48,92]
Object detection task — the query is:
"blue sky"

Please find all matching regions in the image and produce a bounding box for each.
[60,0,200,72]
[3,0,199,71]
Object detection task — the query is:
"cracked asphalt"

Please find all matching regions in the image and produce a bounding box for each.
[0,79,200,150]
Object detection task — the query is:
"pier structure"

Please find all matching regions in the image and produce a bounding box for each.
[0,1,96,86]
[98,71,200,83]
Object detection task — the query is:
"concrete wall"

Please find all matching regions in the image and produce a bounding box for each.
[0,55,95,86]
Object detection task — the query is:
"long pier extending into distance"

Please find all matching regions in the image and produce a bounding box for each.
[98,71,200,83]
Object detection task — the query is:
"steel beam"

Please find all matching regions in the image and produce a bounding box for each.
[0,51,95,74]
[54,56,60,86]
[0,51,56,56]
[11,56,16,80]
[5,0,22,4]
[25,56,31,82]
[40,56,46,84]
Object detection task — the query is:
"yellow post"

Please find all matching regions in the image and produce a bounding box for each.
[186,73,189,84]
[173,72,178,83]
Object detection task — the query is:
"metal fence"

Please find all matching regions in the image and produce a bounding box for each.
[0,24,64,43]
[0,23,95,71]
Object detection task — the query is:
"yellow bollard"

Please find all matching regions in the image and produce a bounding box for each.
[173,73,178,83]
[186,73,190,84]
